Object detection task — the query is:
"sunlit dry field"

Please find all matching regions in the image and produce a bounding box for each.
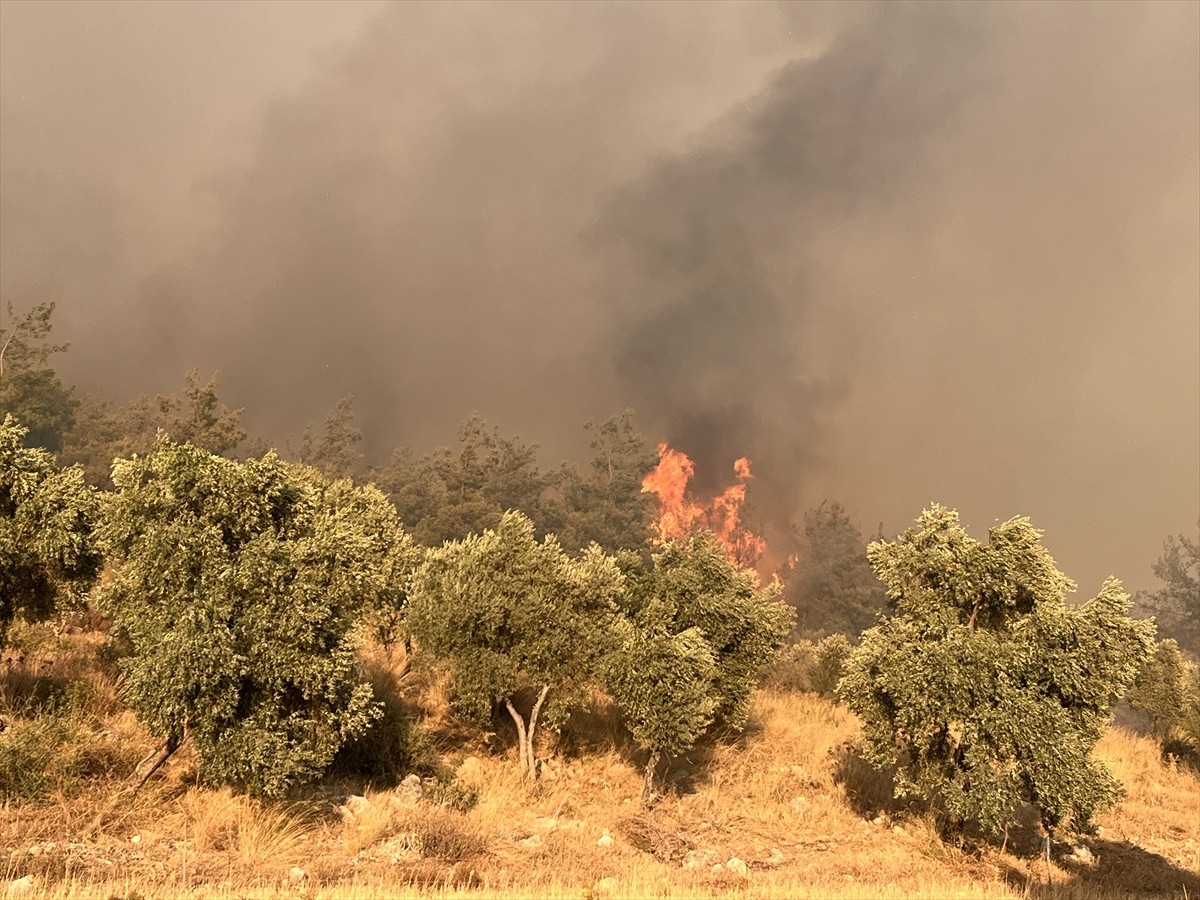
[2,626,1197,900]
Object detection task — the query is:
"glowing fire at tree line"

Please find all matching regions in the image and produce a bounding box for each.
[640,442,768,572]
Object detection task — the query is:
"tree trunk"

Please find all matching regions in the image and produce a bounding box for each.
[504,698,532,780]
[966,598,983,631]
[526,685,551,780]
[133,730,184,792]
[642,748,661,806]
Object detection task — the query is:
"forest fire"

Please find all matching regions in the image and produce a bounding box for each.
[641,443,767,570]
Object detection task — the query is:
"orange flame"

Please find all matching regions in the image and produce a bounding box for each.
[642,443,767,570]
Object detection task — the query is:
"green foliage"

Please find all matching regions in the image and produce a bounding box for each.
[761,640,820,693]
[1172,664,1200,770]
[376,416,553,547]
[407,510,623,778]
[61,370,246,488]
[376,410,655,553]
[840,504,1156,838]
[97,437,412,797]
[0,708,137,802]
[787,501,887,638]
[759,633,852,697]
[606,623,718,760]
[1136,527,1199,658]
[810,633,853,697]
[0,681,140,803]
[331,659,435,786]
[618,533,794,733]
[1127,639,1187,738]
[551,410,656,552]
[1128,641,1200,771]
[300,394,364,479]
[0,416,101,647]
[0,302,78,452]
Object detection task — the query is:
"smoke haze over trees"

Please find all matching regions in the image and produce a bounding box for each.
[1,0,1196,594]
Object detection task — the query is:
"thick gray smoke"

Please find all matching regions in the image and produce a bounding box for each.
[597,4,986,516]
[1,1,1196,592]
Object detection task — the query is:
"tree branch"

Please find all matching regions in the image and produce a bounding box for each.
[526,684,552,780]
[504,698,531,780]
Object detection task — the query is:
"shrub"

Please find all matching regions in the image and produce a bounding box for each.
[1127,639,1187,738]
[761,640,819,693]
[841,504,1155,838]
[0,702,140,802]
[0,415,101,647]
[408,510,623,780]
[608,534,793,801]
[810,633,853,697]
[97,437,413,797]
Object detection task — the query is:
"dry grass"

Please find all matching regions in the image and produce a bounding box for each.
[3,625,1198,900]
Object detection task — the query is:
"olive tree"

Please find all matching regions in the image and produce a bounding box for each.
[841,505,1155,840]
[407,510,623,780]
[97,436,412,797]
[609,534,793,801]
[0,416,101,646]
[606,621,718,803]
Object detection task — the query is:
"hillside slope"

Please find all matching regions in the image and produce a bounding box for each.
[2,627,1197,899]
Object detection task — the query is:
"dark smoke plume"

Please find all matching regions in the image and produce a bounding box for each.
[597,4,986,521]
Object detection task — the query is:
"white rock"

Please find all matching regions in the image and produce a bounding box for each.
[593,876,617,896]
[6,876,34,897]
[597,829,614,848]
[711,863,725,874]
[1069,846,1096,865]
[342,794,372,817]
[289,866,307,884]
[682,849,719,870]
[396,774,423,802]
[130,834,142,844]
[726,857,748,877]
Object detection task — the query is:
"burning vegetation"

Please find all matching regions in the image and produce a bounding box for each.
[641,443,767,573]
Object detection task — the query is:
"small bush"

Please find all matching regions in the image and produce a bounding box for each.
[0,707,138,802]
[810,634,853,697]
[761,633,853,697]
[1127,639,1187,737]
[424,769,479,813]
[762,641,818,693]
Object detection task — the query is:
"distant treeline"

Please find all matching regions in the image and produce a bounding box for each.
[1,301,902,640]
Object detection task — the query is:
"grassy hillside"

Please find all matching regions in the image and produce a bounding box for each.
[2,620,1197,899]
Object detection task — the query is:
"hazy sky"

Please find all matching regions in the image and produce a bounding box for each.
[1,0,1197,595]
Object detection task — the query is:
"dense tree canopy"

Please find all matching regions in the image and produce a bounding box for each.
[376,411,656,553]
[550,410,656,553]
[786,501,887,639]
[0,303,78,452]
[619,533,793,731]
[0,416,101,646]
[375,416,552,547]
[62,370,246,488]
[97,437,410,797]
[300,394,364,480]
[408,510,623,779]
[1136,527,1199,658]
[841,505,1155,838]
